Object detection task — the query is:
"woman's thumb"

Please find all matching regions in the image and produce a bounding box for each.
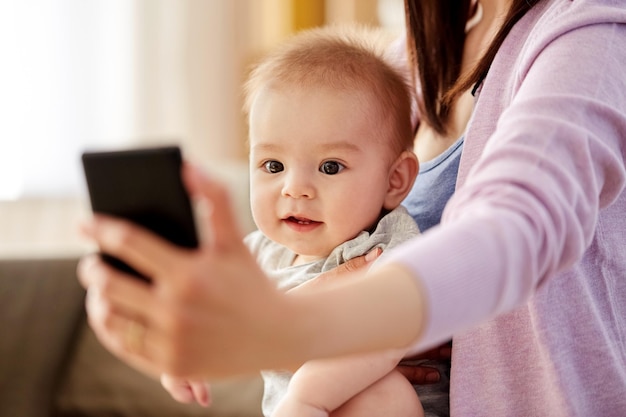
[182,162,243,249]
[341,247,382,273]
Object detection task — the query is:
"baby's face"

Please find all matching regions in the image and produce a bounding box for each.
[248,85,396,263]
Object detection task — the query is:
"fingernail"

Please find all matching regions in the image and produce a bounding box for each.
[426,371,440,383]
[78,219,94,237]
[365,247,382,262]
[187,163,210,183]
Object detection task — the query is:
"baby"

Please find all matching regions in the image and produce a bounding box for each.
[164,25,424,417]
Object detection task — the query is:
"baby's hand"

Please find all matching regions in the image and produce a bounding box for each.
[160,374,212,407]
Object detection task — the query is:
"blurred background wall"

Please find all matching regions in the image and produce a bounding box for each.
[0,0,404,257]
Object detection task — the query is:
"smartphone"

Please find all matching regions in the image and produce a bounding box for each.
[81,146,198,281]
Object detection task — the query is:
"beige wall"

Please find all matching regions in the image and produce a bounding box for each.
[1,0,387,258]
[0,160,254,259]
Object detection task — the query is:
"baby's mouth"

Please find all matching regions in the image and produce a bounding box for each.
[285,216,320,225]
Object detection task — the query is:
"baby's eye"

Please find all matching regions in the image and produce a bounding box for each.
[319,161,345,175]
[263,160,284,173]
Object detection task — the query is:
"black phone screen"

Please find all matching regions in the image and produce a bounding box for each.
[81,146,198,281]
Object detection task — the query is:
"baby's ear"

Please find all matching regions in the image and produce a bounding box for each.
[383,151,419,210]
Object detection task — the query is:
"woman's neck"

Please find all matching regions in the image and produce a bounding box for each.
[463,0,511,74]
[478,0,512,16]
[413,91,474,162]
[414,0,512,163]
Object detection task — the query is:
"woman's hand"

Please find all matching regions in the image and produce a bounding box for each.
[397,342,452,384]
[287,248,382,294]
[78,163,426,380]
[160,374,212,407]
[77,164,290,379]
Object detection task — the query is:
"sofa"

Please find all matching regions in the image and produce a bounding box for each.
[0,257,264,417]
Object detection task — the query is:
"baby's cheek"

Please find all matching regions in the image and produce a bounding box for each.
[249,195,269,229]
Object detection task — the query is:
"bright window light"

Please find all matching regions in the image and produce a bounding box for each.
[0,0,135,200]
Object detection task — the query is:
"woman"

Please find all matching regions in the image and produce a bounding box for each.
[79,0,626,415]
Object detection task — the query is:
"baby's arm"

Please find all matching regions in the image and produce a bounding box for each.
[272,347,412,417]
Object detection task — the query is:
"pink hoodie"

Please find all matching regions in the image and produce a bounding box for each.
[384,0,626,415]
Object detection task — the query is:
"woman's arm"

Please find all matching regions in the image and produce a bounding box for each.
[78,164,427,379]
[380,19,626,352]
[285,248,381,295]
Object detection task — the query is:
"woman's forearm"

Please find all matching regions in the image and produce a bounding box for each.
[285,263,426,362]
[77,165,428,379]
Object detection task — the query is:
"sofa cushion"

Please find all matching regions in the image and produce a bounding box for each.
[0,258,85,417]
[56,323,264,417]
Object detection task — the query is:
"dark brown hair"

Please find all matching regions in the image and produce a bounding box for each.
[405,0,541,134]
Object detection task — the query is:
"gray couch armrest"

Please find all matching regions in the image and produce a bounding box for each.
[56,323,264,417]
[0,258,85,417]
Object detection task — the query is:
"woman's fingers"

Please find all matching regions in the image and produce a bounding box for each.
[289,249,382,294]
[396,364,441,384]
[160,375,195,404]
[397,342,452,385]
[78,254,177,378]
[77,254,154,313]
[190,380,212,407]
[182,163,243,251]
[84,284,162,377]
[160,375,212,407]
[79,215,189,283]
[76,253,100,289]
[345,247,382,271]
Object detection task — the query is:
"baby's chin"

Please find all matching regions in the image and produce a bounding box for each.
[291,254,319,266]
[286,232,363,263]
[281,242,333,265]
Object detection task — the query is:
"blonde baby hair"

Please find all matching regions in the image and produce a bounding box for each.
[243,24,414,156]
